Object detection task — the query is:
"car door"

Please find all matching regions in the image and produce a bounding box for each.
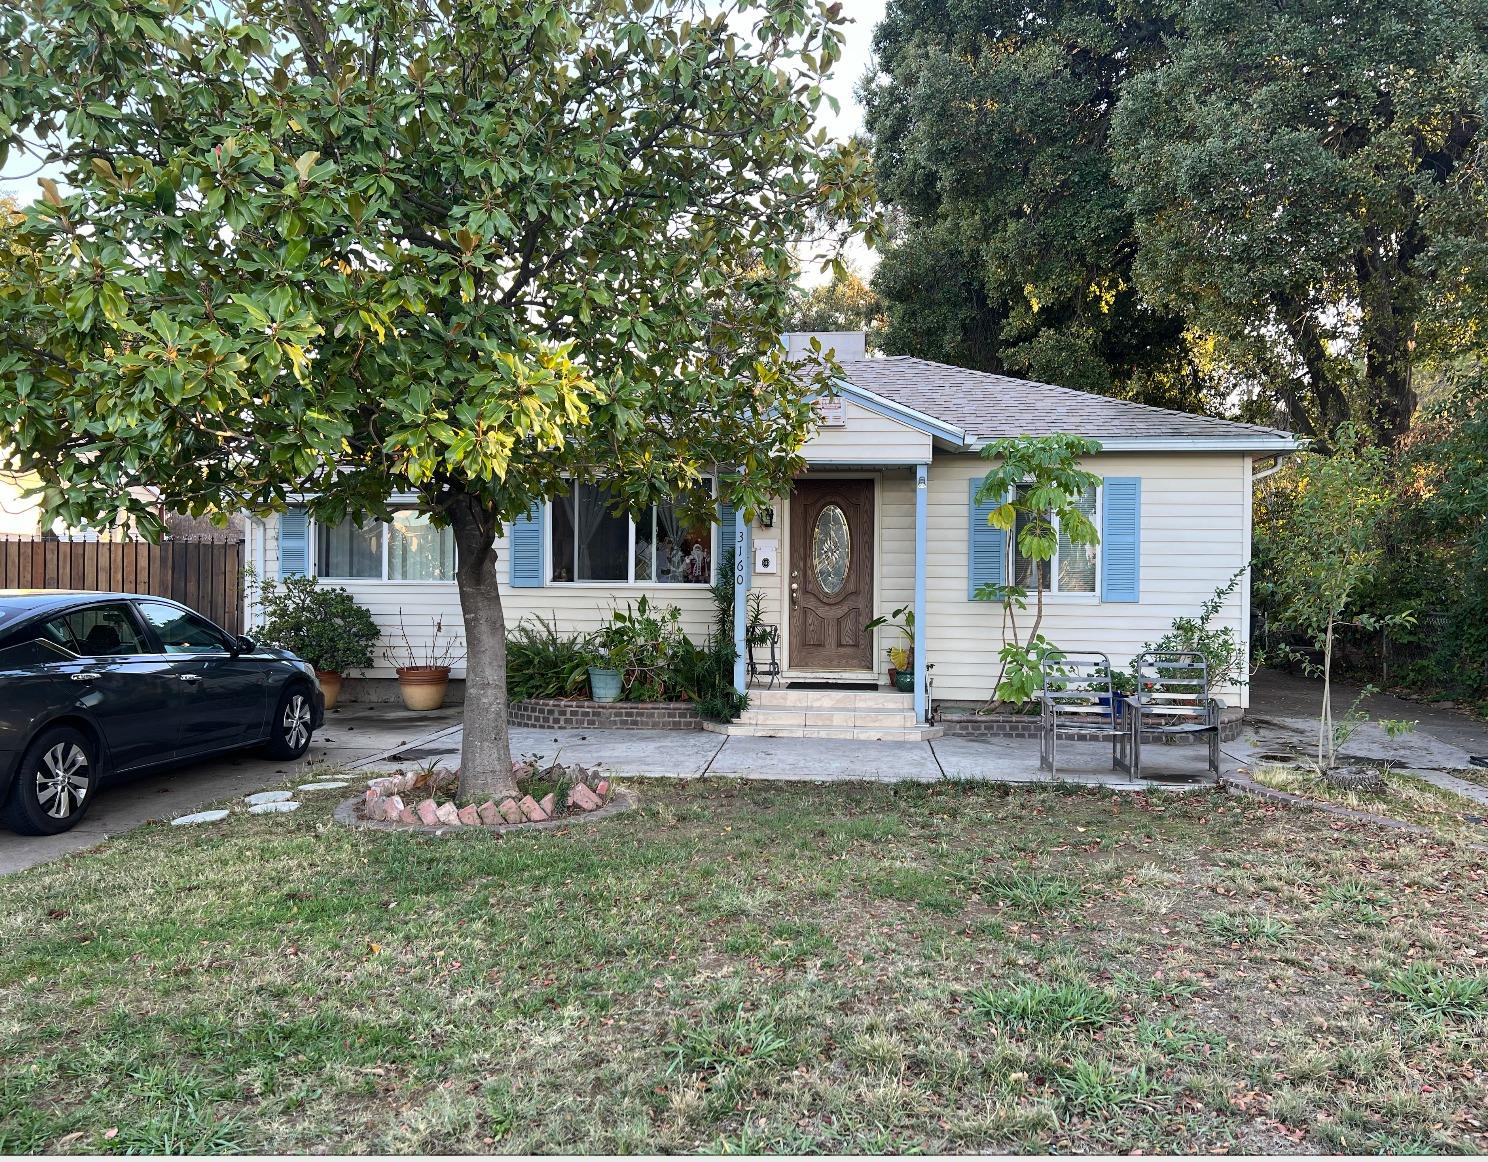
[52,602,186,774]
[133,600,271,755]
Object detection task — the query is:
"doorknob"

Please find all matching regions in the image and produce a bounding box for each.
[178,673,203,683]
[71,671,101,682]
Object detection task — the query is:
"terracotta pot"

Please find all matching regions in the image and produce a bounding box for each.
[315,670,344,710]
[887,666,899,687]
[396,665,450,711]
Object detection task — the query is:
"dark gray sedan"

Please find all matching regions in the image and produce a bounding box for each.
[0,591,324,836]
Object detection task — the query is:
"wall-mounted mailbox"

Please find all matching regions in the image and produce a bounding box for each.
[754,539,779,574]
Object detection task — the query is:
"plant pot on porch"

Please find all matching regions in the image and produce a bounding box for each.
[588,667,623,703]
[315,671,344,710]
[893,669,915,694]
[395,665,451,711]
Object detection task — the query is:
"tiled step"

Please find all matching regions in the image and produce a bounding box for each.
[706,684,937,740]
[703,721,944,741]
[748,688,912,710]
[734,708,918,728]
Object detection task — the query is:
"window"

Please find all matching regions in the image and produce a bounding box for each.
[316,510,456,581]
[58,604,147,656]
[136,601,233,654]
[1011,485,1099,594]
[549,484,713,584]
[0,634,77,668]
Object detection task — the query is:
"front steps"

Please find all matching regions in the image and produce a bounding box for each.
[703,687,943,741]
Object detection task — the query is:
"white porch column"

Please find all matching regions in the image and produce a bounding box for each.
[913,462,929,724]
[732,506,752,695]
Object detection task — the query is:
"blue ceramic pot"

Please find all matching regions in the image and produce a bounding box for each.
[588,667,623,703]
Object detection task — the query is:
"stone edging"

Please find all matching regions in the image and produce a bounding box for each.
[938,709,1244,744]
[332,786,640,836]
[509,698,702,731]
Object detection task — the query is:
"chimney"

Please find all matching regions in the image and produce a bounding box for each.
[783,330,867,362]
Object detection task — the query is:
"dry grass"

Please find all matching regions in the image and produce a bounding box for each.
[1,778,1486,1154]
[1251,763,1488,846]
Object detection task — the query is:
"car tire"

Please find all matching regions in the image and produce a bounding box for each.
[262,685,315,760]
[2,725,97,836]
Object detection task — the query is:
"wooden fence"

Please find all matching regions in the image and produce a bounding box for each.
[0,536,245,633]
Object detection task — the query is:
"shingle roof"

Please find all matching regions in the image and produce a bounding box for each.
[837,357,1296,447]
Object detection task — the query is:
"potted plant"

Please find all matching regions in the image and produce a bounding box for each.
[253,574,379,709]
[383,612,464,711]
[866,604,916,692]
[586,624,627,704]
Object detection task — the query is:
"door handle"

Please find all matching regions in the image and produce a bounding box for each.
[178,673,203,683]
[71,671,101,682]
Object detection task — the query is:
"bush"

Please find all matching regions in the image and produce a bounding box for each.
[505,617,593,701]
[253,573,380,673]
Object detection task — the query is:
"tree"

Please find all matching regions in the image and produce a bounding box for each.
[782,267,882,341]
[971,434,1103,707]
[1256,426,1409,769]
[862,0,1221,413]
[1110,0,1488,444]
[0,0,875,802]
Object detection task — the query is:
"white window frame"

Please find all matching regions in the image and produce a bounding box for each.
[545,478,718,588]
[1009,483,1102,601]
[311,504,457,584]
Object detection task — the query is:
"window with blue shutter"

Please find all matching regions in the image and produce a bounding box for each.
[508,503,544,587]
[1100,477,1141,602]
[278,507,309,578]
[967,477,1009,599]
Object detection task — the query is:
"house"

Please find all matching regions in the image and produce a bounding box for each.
[243,332,1298,724]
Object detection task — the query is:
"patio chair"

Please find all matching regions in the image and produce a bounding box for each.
[747,622,780,689]
[1114,650,1223,780]
[1039,651,1123,779]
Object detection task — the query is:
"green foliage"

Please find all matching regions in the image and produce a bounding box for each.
[968,979,1117,1034]
[1382,963,1488,1021]
[505,618,593,703]
[594,596,687,701]
[252,573,379,674]
[1143,569,1247,691]
[782,268,882,343]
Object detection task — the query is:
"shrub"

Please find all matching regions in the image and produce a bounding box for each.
[505,617,593,702]
[252,573,380,674]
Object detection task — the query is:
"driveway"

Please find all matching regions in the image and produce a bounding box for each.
[0,704,461,876]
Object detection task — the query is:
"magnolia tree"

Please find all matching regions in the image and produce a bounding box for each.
[0,0,876,801]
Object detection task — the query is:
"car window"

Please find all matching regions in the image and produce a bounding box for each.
[62,605,147,657]
[0,635,78,669]
[135,601,232,655]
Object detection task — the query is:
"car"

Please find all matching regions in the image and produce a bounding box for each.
[0,590,325,836]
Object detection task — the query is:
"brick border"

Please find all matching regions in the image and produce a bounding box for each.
[332,786,639,836]
[510,698,703,731]
[938,707,1244,744]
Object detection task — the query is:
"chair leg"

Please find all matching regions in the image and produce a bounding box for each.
[1129,714,1142,780]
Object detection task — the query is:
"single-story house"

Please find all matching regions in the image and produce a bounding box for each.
[243,332,1298,730]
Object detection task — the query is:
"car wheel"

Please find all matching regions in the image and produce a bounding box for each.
[3,725,97,836]
[262,685,315,760]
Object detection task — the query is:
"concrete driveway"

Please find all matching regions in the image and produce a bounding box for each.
[0,704,461,876]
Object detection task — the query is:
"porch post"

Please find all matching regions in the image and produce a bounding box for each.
[914,462,929,724]
[732,506,752,695]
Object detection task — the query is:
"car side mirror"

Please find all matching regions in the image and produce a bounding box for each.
[233,635,257,654]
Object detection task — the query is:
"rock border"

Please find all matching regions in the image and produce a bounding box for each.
[332,786,639,836]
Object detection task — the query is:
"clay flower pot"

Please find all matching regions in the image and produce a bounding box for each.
[316,670,344,710]
[396,665,451,711]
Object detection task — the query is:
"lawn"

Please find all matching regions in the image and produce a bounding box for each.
[1252,763,1488,846]
[2,779,1486,1154]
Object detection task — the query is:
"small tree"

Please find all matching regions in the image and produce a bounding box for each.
[972,434,1103,707]
[1259,425,1412,770]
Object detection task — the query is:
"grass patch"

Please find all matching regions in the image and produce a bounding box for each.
[1252,763,1488,844]
[1382,963,1488,1021]
[968,979,1118,1034]
[1204,911,1294,945]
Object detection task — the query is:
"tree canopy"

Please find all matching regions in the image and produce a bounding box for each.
[0,0,875,797]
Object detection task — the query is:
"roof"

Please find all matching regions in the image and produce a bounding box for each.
[836,357,1297,452]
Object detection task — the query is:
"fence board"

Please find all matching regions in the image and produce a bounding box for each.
[0,536,244,633]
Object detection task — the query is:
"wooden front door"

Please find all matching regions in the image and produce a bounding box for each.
[789,479,874,670]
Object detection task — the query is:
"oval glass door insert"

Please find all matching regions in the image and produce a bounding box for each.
[812,504,851,595]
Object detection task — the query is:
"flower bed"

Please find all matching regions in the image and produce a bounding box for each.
[356,761,619,830]
[509,698,703,731]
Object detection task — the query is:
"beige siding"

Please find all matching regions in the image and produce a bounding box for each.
[800,400,932,462]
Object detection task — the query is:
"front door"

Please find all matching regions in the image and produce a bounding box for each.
[789,479,874,671]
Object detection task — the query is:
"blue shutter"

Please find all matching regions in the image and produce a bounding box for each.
[278,507,309,578]
[967,476,1008,599]
[508,503,544,587]
[716,477,737,571]
[1101,477,1141,602]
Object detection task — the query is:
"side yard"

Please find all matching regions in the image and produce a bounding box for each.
[1,780,1485,1154]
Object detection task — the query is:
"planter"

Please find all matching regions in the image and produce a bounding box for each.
[893,669,915,693]
[588,667,623,703]
[316,670,344,710]
[887,666,899,688]
[395,666,451,711]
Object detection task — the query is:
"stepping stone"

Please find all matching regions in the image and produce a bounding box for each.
[245,790,293,806]
[248,801,300,815]
[298,780,348,791]
[171,809,229,826]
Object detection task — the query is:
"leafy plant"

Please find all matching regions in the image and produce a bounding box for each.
[505,618,594,702]
[968,979,1117,1033]
[251,573,379,675]
[593,597,688,701]
[1142,568,1247,691]
[865,603,915,670]
[1382,962,1488,1021]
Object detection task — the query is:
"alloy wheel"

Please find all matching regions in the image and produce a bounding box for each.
[283,694,312,751]
[36,742,90,820]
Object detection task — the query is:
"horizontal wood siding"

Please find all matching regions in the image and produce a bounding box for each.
[800,400,932,462]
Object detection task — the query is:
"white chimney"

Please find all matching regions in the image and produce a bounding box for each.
[783,330,867,361]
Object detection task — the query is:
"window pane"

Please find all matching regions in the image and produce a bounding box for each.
[317,517,382,578]
[1012,487,1050,591]
[633,507,655,582]
[63,604,146,656]
[1059,488,1099,593]
[655,501,712,584]
[389,512,455,581]
[136,601,231,654]
[551,493,575,583]
[571,484,628,582]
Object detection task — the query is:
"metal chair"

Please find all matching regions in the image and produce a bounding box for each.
[747,623,780,689]
[1039,651,1123,779]
[1114,650,1224,780]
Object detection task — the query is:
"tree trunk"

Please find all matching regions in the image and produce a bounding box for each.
[449,497,517,802]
